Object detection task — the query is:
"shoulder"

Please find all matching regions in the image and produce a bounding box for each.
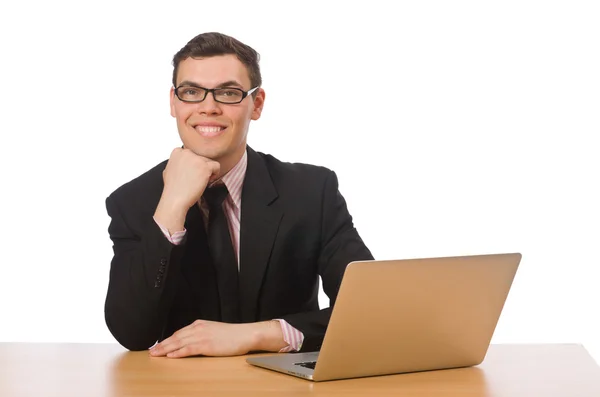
[106,160,168,209]
[249,149,341,206]
[255,150,335,185]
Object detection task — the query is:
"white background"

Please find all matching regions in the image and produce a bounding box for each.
[0,1,598,363]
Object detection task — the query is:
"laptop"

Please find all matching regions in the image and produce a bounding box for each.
[246,253,521,381]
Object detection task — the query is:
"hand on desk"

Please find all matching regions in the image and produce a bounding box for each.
[149,320,286,358]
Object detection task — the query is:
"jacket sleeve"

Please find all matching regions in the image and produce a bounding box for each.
[104,193,187,350]
[279,170,374,352]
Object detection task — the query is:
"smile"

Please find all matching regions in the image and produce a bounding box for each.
[195,125,226,137]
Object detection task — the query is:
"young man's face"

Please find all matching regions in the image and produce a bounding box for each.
[170,54,265,168]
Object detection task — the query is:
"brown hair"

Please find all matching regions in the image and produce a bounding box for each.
[172,32,262,93]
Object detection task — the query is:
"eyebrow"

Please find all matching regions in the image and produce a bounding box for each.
[178,80,245,89]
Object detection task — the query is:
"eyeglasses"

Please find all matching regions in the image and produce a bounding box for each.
[174,85,259,104]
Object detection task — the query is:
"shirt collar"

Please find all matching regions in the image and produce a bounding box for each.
[216,149,247,208]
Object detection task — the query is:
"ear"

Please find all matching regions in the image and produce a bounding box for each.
[170,87,176,118]
[251,88,266,120]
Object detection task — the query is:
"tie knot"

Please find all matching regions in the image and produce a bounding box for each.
[203,183,229,210]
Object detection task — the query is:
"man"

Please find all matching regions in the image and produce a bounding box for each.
[104,32,373,358]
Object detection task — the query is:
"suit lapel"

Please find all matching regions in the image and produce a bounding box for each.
[239,147,283,323]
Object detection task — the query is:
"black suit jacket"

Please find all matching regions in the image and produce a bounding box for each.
[104,147,373,352]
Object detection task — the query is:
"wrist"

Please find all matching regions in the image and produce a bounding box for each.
[250,321,286,352]
[154,197,188,234]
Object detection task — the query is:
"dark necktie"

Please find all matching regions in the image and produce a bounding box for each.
[203,184,241,323]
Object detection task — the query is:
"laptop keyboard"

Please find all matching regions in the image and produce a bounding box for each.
[294,361,317,370]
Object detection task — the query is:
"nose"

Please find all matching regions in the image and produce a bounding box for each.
[195,92,222,116]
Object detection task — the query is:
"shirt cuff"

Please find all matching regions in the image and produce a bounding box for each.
[274,319,304,352]
[153,216,186,245]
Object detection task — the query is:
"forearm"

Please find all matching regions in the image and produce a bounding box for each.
[153,195,188,235]
[105,197,185,350]
[105,245,181,349]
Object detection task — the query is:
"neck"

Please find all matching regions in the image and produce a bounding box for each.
[215,146,246,179]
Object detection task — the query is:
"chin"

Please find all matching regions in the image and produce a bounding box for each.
[186,144,226,161]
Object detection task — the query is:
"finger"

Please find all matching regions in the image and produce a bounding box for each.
[167,344,199,358]
[149,344,166,356]
[158,333,199,358]
[150,333,186,356]
[205,162,221,183]
[150,337,184,356]
[207,160,220,173]
[151,321,204,356]
[150,339,174,356]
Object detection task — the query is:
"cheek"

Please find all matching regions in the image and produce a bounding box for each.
[174,108,192,125]
[233,107,253,126]
[235,115,252,132]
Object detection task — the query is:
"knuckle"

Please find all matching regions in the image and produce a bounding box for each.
[178,346,191,357]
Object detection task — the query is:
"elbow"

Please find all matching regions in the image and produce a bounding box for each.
[105,309,157,352]
[120,340,155,352]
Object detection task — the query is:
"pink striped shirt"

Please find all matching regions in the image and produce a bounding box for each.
[154,151,304,352]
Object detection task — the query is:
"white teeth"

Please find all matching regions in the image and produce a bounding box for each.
[196,126,224,133]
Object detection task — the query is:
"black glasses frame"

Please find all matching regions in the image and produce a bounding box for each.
[174,85,259,104]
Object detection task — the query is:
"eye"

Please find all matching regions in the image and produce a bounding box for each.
[221,89,242,97]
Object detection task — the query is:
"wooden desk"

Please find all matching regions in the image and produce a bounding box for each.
[1,343,598,396]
